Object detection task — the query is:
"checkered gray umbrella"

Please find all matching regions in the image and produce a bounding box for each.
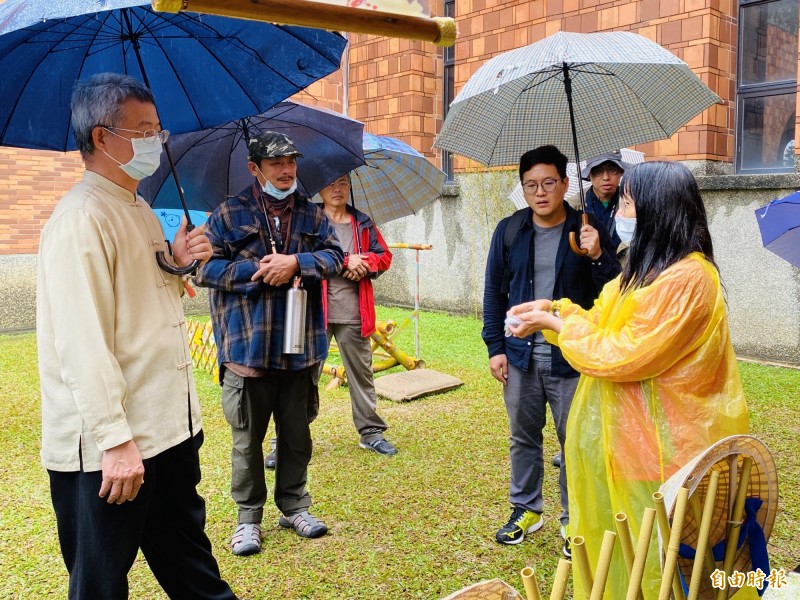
[434,31,720,167]
[322,133,446,224]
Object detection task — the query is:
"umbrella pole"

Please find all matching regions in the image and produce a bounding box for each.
[562,62,589,256]
[126,13,200,277]
[151,0,457,47]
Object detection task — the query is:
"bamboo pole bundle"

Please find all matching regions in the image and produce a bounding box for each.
[688,470,721,600]
[716,457,754,600]
[572,536,593,600]
[658,487,689,600]
[150,0,458,46]
[520,566,542,600]
[589,531,617,600]
[550,559,572,600]
[626,508,656,600]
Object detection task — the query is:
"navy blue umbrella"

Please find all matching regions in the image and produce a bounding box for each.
[0,0,345,273]
[138,101,365,212]
[756,191,800,269]
[0,0,346,151]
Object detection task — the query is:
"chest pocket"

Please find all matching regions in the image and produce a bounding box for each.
[222,224,265,260]
[298,231,323,253]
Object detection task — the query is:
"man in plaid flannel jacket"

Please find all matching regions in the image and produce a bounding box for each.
[196,132,343,555]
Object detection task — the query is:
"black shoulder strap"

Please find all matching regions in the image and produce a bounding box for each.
[500,209,528,295]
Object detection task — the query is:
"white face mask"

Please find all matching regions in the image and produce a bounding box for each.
[103,132,163,180]
[615,215,636,245]
[256,166,297,200]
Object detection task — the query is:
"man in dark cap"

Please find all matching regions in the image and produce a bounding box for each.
[196,131,343,555]
[580,150,630,249]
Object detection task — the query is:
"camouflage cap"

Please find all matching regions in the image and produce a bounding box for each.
[247,131,304,161]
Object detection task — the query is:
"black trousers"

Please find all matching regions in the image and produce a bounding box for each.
[48,432,237,600]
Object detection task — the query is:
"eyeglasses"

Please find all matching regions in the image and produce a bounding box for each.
[522,178,559,194]
[102,126,170,145]
[590,165,623,177]
[327,179,351,190]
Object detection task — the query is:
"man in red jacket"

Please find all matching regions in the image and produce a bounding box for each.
[319,174,398,456]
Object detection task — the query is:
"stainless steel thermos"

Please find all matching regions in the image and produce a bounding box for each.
[283,276,306,354]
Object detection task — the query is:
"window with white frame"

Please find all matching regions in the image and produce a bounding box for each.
[736,0,799,173]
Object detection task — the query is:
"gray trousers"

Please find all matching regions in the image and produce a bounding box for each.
[221,369,317,524]
[327,323,388,444]
[504,359,578,526]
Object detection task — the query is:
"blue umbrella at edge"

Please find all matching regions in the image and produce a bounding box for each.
[756,191,800,269]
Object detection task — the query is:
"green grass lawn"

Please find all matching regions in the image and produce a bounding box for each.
[0,307,798,599]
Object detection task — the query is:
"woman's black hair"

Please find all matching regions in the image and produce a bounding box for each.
[619,161,717,292]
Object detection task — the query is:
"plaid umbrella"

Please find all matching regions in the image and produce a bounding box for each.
[330,132,445,224]
[434,31,719,168]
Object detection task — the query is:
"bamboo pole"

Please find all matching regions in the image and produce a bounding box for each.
[322,363,347,390]
[572,536,593,600]
[520,566,542,600]
[659,487,689,600]
[589,531,617,600]
[653,490,685,598]
[550,560,572,600]
[716,457,753,600]
[615,513,636,580]
[151,0,457,46]
[369,331,422,370]
[626,508,656,600]
[375,320,396,336]
[388,243,433,250]
[688,470,721,600]
[371,357,399,372]
[688,484,718,582]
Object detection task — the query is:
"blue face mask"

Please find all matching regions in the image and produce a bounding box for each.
[257,166,297,200]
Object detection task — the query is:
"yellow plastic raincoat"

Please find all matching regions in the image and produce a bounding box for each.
[545,253,749,599]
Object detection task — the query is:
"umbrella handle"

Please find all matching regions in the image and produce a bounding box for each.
[569,213,590,256]
[156,252,201,277]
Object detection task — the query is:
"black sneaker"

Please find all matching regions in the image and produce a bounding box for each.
[495,507,543,545]
[561,525,571,558]
[359,438,398,456]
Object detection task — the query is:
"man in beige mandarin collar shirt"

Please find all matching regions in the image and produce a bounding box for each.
[36,73,237,600]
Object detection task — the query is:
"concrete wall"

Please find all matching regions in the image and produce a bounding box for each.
[0,254,212,333]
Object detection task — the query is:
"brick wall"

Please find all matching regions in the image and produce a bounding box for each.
[0,148,84,255]
[452,0,737,166]
[347,32,443,160]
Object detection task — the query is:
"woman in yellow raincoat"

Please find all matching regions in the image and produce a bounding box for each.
[508,161,749,599]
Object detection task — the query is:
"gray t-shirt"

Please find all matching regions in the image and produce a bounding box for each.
[328,220,361,324]
[532,221,564,359]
